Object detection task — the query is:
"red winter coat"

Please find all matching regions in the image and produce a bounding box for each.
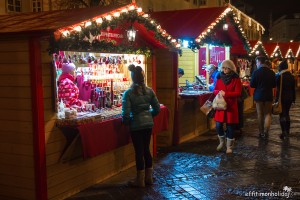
[213,74,242,124]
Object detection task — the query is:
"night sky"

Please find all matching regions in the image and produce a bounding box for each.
[232,0,299,30]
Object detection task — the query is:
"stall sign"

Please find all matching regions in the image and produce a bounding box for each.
[94,27,125,45]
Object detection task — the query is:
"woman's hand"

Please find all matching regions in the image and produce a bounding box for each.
[219,90,225,96]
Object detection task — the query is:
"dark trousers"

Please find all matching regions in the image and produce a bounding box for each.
[216,122,235,139]
[131,128,153,171]
[279,101,292,134]
[237,99,244,129]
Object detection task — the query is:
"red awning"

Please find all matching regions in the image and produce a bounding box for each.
[149,7,225,39]
[150,6,250,52]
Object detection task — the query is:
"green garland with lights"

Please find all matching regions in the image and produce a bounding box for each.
[188,11,251,53]
[48,9,179,56]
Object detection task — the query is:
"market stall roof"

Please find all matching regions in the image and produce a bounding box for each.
[0,3,180,53]
[278,42,300,58]
[248,40,269,58]
[263,43,281,58]
[149,5,254,52]
[0,4,127,35]
[262,42,300,60]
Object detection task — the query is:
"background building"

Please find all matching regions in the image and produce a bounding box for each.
[269,13,300,42]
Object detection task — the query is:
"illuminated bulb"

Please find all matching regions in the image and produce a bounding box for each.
[150,20,154,24]
[96,18,103,23]
[62,30,69,36]
[137,7,142,12]
[207,29,211,32]
[176,44,181,48]
[121,8,128,13]
[128,5,135,10]
[167,36,171,40]
[85,21,92,27]
[113,12,120,17]
[74,26,81,31]
[196,38,200,42]
[143,14,149,18]
[171,39,176,43]
[223,24,228,31]
[106,15,112,21]
[157,25,161,29]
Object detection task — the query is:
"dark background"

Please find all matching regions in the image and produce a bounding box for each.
[232,0,299,30]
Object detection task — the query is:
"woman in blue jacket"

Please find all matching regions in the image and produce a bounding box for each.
[122,65,160,187]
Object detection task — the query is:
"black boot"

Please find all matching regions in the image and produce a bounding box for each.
[280,131,287,140]
[286,121,290,136]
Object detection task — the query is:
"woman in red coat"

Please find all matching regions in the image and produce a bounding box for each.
[214,60,242,154]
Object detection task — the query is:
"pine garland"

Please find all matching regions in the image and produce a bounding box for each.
[48,9,179,56]
[188,11,251,53]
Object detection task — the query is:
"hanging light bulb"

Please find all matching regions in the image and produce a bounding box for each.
[127,26,137,42]
[223,24,228,31]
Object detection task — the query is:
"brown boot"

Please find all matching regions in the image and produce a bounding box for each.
[128,170,145,187]
[145,168,153,185]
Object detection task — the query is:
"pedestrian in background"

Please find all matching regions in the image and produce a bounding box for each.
[250,56,276,138]
[122,65,161,187]
[178,67,185,78]
[275,59,296,140]
[207,64,218,91]
[214,60,242,154]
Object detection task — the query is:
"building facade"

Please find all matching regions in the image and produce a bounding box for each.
[269,13,300,42]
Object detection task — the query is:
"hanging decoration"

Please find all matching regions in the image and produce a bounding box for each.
[189,7,251,53]
[48,4,181,56]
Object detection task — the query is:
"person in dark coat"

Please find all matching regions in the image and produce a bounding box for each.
[250,56,276,138]
[122,65,160,187]
[275,59,296,139]
[214,60,242,154]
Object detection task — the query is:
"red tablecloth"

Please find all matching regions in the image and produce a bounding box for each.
[152,106,169,156]
[197,92,214,106]
[78,106,169,159]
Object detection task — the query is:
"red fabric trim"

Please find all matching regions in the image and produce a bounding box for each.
[29,37,47,200]
[173,52,180,145]
[150,7,225,39]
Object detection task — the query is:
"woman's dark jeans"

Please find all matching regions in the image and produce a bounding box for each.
[131,128,153,171]
[279,101,292,134]
[216,121,235,139]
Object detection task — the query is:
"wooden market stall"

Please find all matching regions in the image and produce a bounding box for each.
[0,3,178,200]
[150,5,257,145]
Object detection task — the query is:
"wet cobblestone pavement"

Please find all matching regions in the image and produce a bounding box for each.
[68,91,300,200]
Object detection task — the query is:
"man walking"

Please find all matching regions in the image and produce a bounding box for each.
[250,56,276,138]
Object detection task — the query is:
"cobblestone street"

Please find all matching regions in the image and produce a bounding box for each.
[68,90,300,200]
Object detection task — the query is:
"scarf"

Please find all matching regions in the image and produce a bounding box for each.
[220,71,237,85]
[279,69,289,75]
[58,73,75,82]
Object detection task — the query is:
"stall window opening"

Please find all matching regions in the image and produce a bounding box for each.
[53,51,146,116]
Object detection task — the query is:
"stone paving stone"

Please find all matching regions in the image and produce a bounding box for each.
[67,91,300,200]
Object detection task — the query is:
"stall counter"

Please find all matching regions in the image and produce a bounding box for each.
[177,91,214,144]
[57,105,169,162]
